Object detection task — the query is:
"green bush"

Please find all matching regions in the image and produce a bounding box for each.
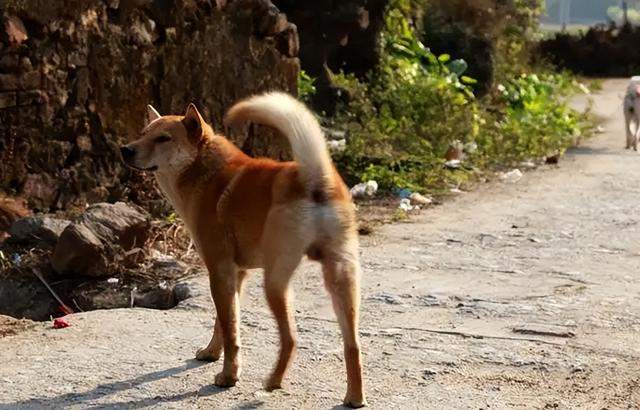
[326,2,483,192]
[322,1,592,195]
[481,73,590,164]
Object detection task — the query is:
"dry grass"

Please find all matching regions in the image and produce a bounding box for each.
[146,220,201,266]
[0,195,30,242]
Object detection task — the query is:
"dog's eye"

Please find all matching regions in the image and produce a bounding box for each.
[155,135,171,143]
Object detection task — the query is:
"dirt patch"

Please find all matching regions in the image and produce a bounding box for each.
[0,315,35,337]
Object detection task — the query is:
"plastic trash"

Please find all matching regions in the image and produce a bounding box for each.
[444,159,461,169]
[399,198,413,211]
[364,180,378,196]
[327,139,346,153]
[350,180,378,198]
[398,188,412,199]
[464,141,478,154]
[410,193,432,205]
[52,317,70,329]
[499,169,523,183]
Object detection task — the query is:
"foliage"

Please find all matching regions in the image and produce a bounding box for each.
[482,73,591,163]
[322,0,593,195]
[326,1,481,192]
[422,0,545,83]
[297,70,316,100]
[537,22,640,76]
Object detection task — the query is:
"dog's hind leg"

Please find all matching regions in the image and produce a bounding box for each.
[260,203,313,391]
[321,239,366,408]
[197,270,248,362]
[262,253,302,391]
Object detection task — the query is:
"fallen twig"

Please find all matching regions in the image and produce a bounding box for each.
[31,267,74,315]
[72,298,85,313]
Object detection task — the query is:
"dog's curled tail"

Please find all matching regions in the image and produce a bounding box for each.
[224,92,334,201]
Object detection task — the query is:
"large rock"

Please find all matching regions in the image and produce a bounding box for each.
[8,215,70,247]
[51,202,150,277]
[133,286,176,310]
[148,251,189,277]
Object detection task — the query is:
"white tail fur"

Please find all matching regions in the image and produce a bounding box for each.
[224,92,333,194]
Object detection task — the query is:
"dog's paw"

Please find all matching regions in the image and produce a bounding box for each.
[195,347,221,362]
[214,371,239,387]
[343,394,367,408]
[263,377,283,392]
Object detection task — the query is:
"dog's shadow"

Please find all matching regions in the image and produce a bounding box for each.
[0,359,227,410]
[0,358,349,409]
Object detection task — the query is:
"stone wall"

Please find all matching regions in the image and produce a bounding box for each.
[272,0,388,114]
[0,0,299,212]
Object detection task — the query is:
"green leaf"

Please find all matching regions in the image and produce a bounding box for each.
[437,53,451,63]
[447,59,468,76]
[461,75,478,84]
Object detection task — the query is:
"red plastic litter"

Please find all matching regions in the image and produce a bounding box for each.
[52,317,70,329]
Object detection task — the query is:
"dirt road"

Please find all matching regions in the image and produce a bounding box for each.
[1,80,639,410]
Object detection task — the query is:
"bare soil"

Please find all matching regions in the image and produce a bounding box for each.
[0,315,35,338]
[1,79,639,409]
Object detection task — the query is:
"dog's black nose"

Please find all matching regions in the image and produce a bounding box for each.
[120,146,135,161]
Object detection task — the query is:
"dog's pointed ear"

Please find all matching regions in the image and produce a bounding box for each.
[146,105,161,124]
[183,103,204,141]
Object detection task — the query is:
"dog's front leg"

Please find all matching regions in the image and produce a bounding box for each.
[206,261,243,387]
[196,316,223,362]
[197,270,248,362]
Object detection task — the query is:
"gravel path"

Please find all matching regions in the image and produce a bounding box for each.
[1,79,639,410]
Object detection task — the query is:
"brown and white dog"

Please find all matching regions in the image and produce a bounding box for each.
[624,76,640,150]
[120,92,366,407]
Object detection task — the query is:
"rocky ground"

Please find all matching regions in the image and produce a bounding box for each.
[1,79,639,409]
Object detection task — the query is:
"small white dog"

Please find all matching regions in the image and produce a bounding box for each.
[624,76,640,150]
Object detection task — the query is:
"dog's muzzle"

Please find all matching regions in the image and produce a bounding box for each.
[120,146,158,171]
[120,146,135,163]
